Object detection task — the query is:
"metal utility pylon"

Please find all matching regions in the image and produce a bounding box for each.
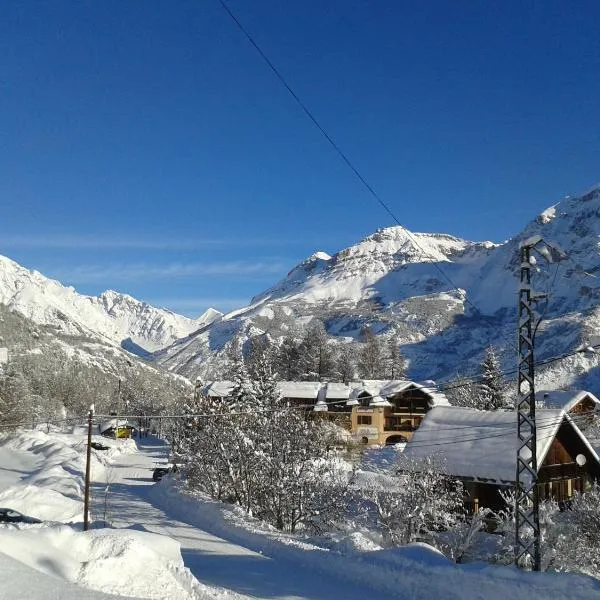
[515,241,540,570]
[515,235,565,571]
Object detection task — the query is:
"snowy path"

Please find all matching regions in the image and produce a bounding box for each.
[97,438,385,600]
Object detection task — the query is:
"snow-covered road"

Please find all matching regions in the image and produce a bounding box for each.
[98,437,382,600]
[3,431,600,600]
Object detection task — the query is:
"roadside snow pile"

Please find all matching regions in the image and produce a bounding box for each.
[0,525,203,600]
[0,551,138,600]
[149,478,600,600]
[0,428,136,522]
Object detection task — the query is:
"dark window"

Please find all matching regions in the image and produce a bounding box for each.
[358,393,371,407]
[544,440,572,465]
[357,415,372,425]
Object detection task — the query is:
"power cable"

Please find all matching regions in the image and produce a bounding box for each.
[439,336,600,394]
[217,0,483,317]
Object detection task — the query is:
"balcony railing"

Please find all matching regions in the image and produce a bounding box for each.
[384,423,418,432]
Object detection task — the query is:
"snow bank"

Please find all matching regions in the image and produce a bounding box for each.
[0,525,203,600]
[0,429,137,522]
[149,479,600,600]
[0,431,208,600]
[0,551,137,600]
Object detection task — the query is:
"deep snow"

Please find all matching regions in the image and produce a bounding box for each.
[0,255,222,352]
[2,428,600,600]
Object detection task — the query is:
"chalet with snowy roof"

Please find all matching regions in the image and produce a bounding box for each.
[200,379,449,445]
[346,380,450,445]
[404,406,600,512]
[535,390,599,416]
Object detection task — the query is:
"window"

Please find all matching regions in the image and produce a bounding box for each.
[358,393,371,407]
[357,415,372,425]
[544,440,572,465]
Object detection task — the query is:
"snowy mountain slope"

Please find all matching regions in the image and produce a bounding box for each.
[251,228,496,308]
[155,185,600,392]
[0,255,222,352]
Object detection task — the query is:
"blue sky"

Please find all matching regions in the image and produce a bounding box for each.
[1,1,599,317]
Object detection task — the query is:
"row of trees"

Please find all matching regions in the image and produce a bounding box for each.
[225,322,407,383]
[0,344,189,431]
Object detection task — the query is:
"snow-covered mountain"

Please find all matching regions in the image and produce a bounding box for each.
[0,255,222,353]
[156,185,600,392]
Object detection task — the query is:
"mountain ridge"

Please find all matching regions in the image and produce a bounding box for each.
[0,255,222,353]
[155,185,600,393]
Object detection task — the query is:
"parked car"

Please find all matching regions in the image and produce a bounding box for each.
[0,508,42,524]
[152,467,171,482]
[91,441,110,451]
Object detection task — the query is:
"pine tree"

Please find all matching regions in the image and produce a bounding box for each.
[386,338,407,379]
[445,373,483,409]
[275,336,302,380]
[245,335,272,381]
[335,344,356,383]
[480,346,506,410]
[298,322,335,381]
[227,338,255,405]
[357,327,385,379]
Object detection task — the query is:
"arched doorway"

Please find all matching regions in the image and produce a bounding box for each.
[385,434,407,446]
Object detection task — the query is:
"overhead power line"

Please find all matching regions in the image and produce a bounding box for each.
[217,0,482,317]
[89,408,596,452]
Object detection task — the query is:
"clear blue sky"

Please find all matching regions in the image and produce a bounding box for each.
[1,1,599,317]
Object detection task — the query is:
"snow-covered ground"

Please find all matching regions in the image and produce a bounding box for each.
[2,428,600,600]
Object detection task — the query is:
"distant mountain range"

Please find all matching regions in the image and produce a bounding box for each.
[2,184,600,393]
[0,255,222,353]
[154,185,600,393]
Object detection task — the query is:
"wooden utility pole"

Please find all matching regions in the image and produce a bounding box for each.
[83,408,93,531]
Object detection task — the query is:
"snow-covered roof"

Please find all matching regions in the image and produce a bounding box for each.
[346,380,450,407]
[535,390,599,412]
[370,395,393,407]
[200,379,450,408]
[277,381,322,399]
[403,406,600,483]
[378,380,415,396]
[323,383,352,400]
[203,380,323,400]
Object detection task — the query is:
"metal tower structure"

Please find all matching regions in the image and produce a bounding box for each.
[515,236,565,570]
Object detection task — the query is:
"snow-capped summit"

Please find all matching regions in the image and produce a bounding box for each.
[252,226,493,308]
[0,255,220,352]
[156,184,600,393]
[197,307,224,325]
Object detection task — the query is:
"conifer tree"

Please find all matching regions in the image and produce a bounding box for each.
[386,338,407,379]
[336,344,356,383]
[275,336,302,380]
[480,346,506,410]
[445,373,481,409]
[358,327,385,379]
[298,322,335,381]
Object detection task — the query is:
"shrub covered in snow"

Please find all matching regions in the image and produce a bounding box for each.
[353,455,464,547]
[175,344,352,533]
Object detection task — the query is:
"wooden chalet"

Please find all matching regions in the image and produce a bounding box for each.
[200,379,449,445]
[535,389,599,418]
[404,406,600,513]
